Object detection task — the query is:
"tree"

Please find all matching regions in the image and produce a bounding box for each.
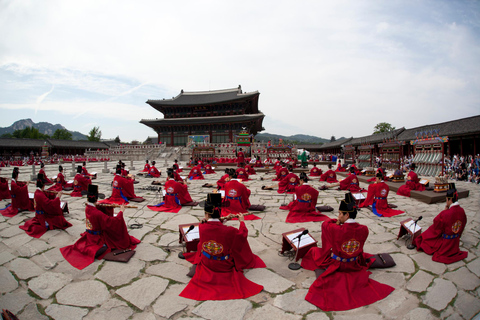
[11,127,49,139]
[88,126,102,142]
[373,122,396,134]
[52,129,72,140]
[114,136,121,143]
[330,136,336,142]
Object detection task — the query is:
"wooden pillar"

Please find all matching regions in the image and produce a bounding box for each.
[170,130,174,147]
[460,137,463,156]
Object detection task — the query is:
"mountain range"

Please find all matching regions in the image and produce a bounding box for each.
[0,119,88,140]
[255,132,343,145]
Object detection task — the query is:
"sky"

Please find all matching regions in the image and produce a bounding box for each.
[0,0,479,142]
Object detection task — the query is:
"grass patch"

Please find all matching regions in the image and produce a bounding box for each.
[113,293,142,313]
[27,288,43,300]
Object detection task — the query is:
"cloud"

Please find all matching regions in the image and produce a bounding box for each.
[35,85,54,114]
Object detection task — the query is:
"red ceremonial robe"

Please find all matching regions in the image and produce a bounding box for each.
[0,179,31,217]
[301,219,394,311]
[0,177,10,200]
[367,168,389,182]
[309,167,322,176]
[47,172,73,192]
[254,159,263,167]
[320,170,338,183]
[222,180,260,220]
[71,174,91,197]
[235,167,250,181]
[173,171,183,182]
[141,163,150,172]
[39,169,53,185]
[204,164,216,174]
[237,151,245,166]
[273,167,289,181]
[148,166,161,178]
[216,174,229,190]
[148,179,193,213]
[173,163,182,173]
[360,182,404,217]
[179,220,264,300]
[60,203,140,270]
[414,203,468,264]
[245,164,256,175]
[339,174,364,193]
[102,175,132,205]
[20,189,72,238]
[397,170,425,197]
[286,184,329,223]
[278,173,299,194]
[188,166,205,180]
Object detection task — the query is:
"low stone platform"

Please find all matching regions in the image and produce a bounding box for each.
[337,172,470,204]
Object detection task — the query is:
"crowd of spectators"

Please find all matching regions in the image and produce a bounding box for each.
[444,154,480,184]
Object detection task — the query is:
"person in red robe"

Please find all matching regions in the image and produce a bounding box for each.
[204,161,216,174]
[20,174,72,238]
[148,161,161,178]
[320,164,338,183]
[273,164,288,181]
[188,163,205,180]
[235,164,250,181]
[335,160,346,172]
[301,193,394,311]
[148,170,194,213]
[60,185,141,270]
[173,159,182,173]
[82,162,96,179]
[71,166,92,197]
[101,166,136,204]
[39,163,53,185]
[359,172,404,217]
[263,165,299,194]
[236,148,245,167]
[273,158,281,170]
[221,171,257,219]
[285,173,329,223]
[0,169,32,217]
[397,163,425,197]
[48,166,73,192]
[201,168,231,189]
[413,183,468,264]
[309,163,322,176]
[367,164,388,182]
[245,163,256,175]
[0,177,11,201]
[141,160,150,173]
[254,156,263,168]
[319,167,364,192]
[179,194,264,300]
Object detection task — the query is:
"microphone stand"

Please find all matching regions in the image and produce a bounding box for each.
[407,219,420,250]
[288,233,304,270]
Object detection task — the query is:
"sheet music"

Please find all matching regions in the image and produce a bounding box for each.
[179,166,183,169]
[91,172,97,175]
[67,180,74,184]
[51,176,57,180]
[286,231,315,249]
[162,190,166,196]
[388,174,394,178]
[180,176,187,180]
[404,220,422,233]
[219,190,225,197]
[353,193,366,200]
[183,225,200,241]
[29,193,34,199]
[419,179,429,185]
[60,202,66,209]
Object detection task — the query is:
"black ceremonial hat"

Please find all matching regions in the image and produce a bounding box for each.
[339,192,356,213]
[88,184,98,196]
[207,193,222,207]
[37,173,44,180]
[77,165,82,172]
[446,183,457,198]
[59,165,63,171]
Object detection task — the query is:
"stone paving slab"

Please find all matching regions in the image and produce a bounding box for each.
[152,284,196,318]
[95,258,145,287]
[423,278,457,311]
[116,276,169,310]
[0,288,34,314]
[45,304,89,320]
[0,266,18,293]
[192,299,252,320]
[28,271,73,299]
[56,280,110,307]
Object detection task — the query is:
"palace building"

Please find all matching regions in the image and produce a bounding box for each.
[140,86,265,146]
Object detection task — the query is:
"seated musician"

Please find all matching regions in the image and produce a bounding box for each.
[202,168,232,189]
[235,163,250,181]
[359,172,404,217]
[236,147,245,167]
[187,162,205,180]
[1,168,31,217]
[148,169,194,213]
[179,194,265,300]
[335,160,346,172]
[301,193,395,311]
[413,183,468,264]
[60,185,141,270]
[245,162,256,175]
[254,155,263,167]
[221,171,257,220]
[286,173,329,223]
[39,163,53,185]
[148,161,161,178]
[103,165,139,204]
[367,163,388,182]
[141,160,150,173]
[0,176,10,201]
[173,159,182,172]
[273,157,282,170]
[396,163,425,197]
[20,173,72,238]
[309,163,322,176]
[71,166,92,197]
[319,167,364,192]
[272,163,288,181]
[263,165,299,194]
[48,166,73,192]
[203,160,216,174]
[82,161,95,178]
[320,164,338,183]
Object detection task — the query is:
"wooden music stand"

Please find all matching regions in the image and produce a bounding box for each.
[397,218,422,240]
[352,192,366,207]
[281,228,317,262]
[178,222,201,253]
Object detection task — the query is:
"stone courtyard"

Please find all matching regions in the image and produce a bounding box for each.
[0,160,479,320]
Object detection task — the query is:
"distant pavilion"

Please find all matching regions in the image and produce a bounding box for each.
[140,86,265,146]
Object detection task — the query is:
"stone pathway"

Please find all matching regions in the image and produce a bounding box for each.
[0,161,479,319]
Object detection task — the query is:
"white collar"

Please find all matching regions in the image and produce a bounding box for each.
[208,218,221,222]
[86,202,96,207]
[12,178,16,182]
[345,218,356,223]
[450,202,460,208]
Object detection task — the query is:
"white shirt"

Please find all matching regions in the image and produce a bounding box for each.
[345,218,356,224]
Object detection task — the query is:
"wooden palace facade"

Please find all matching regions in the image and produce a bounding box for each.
[140,86,265,146]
